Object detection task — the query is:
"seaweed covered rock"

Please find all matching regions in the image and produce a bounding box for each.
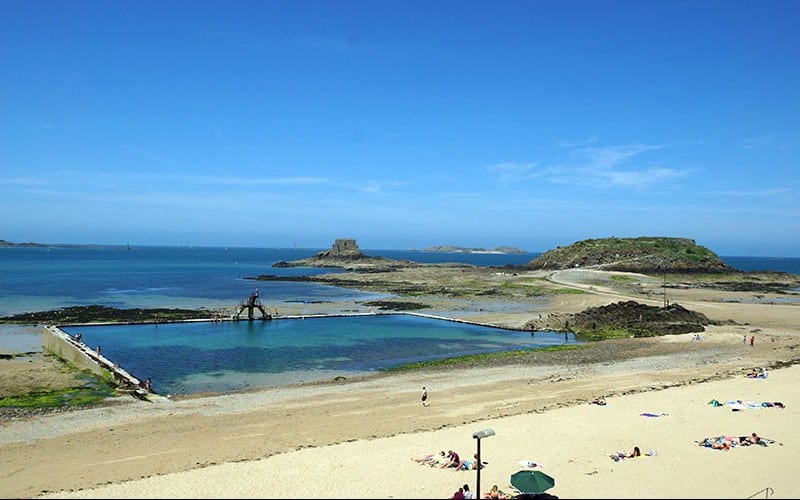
[525,300,720,338]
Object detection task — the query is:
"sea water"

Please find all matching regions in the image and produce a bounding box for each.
[0,246,547,317]
[2,245,798,395]
[62,314,573,396]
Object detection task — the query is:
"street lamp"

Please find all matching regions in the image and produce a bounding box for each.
[472,428,495,497]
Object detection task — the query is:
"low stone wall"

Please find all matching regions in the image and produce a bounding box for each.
[42,325,109,377]
[42,325,147,396]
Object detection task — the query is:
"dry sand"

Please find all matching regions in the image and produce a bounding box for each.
[1,269,799,499]
[36,363,800,499]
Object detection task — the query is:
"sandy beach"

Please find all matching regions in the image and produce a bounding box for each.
[35,363,800,499]
[2,268,799,499]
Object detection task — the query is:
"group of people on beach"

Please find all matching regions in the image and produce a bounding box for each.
[414,450,484,471]
[451,483,513,499]
[745,367,768,378]
[698,432,770,450]
[450,483,474,499]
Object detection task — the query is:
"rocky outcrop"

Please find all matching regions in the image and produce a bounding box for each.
[525,300,721,338]
[526,236,735,273]
[273,238,415,270]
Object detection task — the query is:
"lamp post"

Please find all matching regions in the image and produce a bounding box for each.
[472,428,495,497]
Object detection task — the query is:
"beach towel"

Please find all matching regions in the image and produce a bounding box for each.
[640,412,667,417]
[727,401,762,411]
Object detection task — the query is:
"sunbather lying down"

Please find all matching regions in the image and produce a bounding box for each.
[610,446,641,461]
[697,433,775,449]
[413,451,447,466]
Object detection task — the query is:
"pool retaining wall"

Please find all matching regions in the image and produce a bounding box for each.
[42,325,150,399]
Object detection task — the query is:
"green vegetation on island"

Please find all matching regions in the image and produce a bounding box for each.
[526,236,734,273]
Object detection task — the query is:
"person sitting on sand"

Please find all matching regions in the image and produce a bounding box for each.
[463,484,473,499]
[627,446,641,458]
[484,485,510,499]
[441,450,461,469]
[746,368,761,378]
[592,397,607,406]
[459,453,483,470]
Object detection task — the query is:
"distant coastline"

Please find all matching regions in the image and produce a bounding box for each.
[0,240,104,249]
[414,245,527,254]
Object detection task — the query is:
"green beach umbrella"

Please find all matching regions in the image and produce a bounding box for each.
[510,470,556,494]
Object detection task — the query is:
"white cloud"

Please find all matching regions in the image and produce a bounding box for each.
[485,162,539,183]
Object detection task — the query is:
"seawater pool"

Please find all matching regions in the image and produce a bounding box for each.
[63,314,577,396]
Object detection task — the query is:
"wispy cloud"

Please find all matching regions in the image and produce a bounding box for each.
[702,187,792,197]
[351,180,384,193]
[346,179,410,194]
[485,162,539,184]
[556,136,599,148]
[185,175,329,186]
[0,177,47,187]
[596,166,687,187]
[742,133,800,150]
[569,143,664,170]
[296,33,363,52]
[546,142,691,189]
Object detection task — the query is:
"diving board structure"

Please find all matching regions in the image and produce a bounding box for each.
[232,287,271,321]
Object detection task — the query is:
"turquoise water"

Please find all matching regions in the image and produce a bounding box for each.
[63,314,575,396]
[3,246,797,396]
[1,246,797,317]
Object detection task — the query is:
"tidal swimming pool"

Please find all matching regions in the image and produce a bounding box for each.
[63,314,578,396]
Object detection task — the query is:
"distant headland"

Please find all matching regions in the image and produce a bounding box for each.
[0,240,103,249]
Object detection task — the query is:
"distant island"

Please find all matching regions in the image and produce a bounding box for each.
[526,236,734,273]
[0,240,103,249]
[418,245,528,254]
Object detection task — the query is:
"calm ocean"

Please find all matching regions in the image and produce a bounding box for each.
[0,246,796,317]
[1,246,797,395]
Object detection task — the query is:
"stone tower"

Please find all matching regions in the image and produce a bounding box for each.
[329,238,361,257]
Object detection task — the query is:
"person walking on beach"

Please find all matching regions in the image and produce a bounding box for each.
[750,335,755,347]
[743,335,747,346]
[421,386,429,406]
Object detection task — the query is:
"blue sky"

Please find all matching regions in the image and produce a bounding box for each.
[2,1,798,256]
